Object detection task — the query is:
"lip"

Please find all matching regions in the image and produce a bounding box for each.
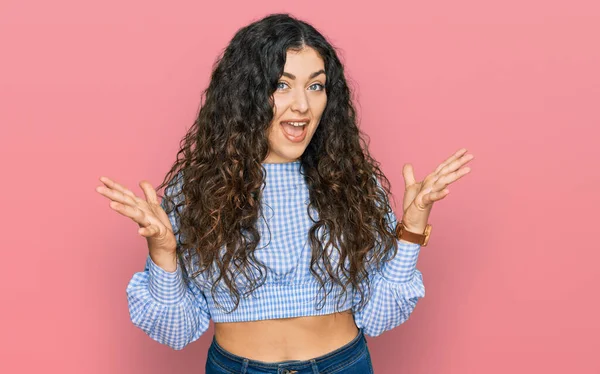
[280,118,310,123]
[280,121,308,143]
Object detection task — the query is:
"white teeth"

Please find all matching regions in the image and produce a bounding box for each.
[283,121,308,127]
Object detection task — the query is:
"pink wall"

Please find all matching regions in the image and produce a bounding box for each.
[1,0,598,372]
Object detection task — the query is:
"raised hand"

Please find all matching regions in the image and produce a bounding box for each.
[95,176,178,270]
[400,148,474,233]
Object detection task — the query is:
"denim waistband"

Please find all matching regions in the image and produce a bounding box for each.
[207,328,367,373]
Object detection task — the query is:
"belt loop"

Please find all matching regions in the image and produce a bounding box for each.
[241,358,249,374]
[310,358,319,374]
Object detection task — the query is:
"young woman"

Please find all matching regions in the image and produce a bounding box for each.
[96,13,473,374]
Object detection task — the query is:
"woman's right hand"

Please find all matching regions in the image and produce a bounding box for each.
[96,176,178,269]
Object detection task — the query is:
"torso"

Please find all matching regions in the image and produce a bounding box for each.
[214,309,359,361]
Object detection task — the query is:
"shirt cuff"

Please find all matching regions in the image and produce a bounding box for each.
[380,241,421,284]
[147,255,187,305]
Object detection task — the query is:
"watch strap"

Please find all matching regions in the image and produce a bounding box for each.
[395,221,432,246]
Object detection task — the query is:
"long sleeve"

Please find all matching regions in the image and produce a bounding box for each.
[352,241,425,337]
[352,179,426,337]
[126,255,211,350]
[125,171,211,350]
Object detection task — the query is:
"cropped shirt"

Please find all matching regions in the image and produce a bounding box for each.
[126,160,425,350]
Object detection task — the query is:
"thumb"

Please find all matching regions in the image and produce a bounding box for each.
[402,163,417,189]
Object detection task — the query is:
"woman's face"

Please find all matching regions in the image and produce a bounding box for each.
[263,46,327,164]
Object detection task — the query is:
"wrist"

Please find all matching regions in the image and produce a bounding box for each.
[396,219,433,247]
[402,222,427,235]
[150,251,178,273]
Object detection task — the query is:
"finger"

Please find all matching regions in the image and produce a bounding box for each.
[139,180,159,205]
[99,176,140,200]
[138,222,161,237]
[421,188,450,207]
[96,182,141,209]
[108,200,154,228]
[402,163,417,189]
[437,151,474,176]
[433,148,468,175]
[435,165,472,188]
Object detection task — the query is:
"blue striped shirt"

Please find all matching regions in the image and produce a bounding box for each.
[126,160,425,350]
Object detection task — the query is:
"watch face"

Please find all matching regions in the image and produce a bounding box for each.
[423,224,432,246]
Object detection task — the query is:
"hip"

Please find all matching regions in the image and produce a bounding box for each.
[205,327,374,374]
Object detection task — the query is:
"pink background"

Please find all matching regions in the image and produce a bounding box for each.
[1,0,599,373]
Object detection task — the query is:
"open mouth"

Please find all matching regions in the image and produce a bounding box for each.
[280,121,308,142]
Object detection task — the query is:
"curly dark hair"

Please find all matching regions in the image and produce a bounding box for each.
[156,13,401,315]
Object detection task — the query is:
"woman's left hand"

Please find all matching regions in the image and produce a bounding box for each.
[400,148,474,233]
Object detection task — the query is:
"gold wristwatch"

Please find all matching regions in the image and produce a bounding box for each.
[395,220,432,246]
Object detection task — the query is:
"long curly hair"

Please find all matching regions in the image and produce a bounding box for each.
[156,13,401,314]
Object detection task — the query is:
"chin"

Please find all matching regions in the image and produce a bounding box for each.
[271,153,302,163]
[264,147,306,163]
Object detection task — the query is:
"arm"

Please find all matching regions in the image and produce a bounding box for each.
[352,178,426,337]
[351,240,425,337]
[126,254,211,350]
[125,172,211,350]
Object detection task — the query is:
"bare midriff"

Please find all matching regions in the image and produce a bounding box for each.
[213,309,359,362]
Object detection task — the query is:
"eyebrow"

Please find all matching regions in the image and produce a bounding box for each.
[281,69,326,80]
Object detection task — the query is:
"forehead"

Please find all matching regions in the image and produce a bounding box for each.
[283,47,325,75]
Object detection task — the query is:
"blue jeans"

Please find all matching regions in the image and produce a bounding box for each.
[205,328,374,374]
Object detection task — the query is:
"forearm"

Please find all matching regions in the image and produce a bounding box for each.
[353,269,425,337]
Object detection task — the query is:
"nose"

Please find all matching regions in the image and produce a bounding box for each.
[290,88,309,113]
